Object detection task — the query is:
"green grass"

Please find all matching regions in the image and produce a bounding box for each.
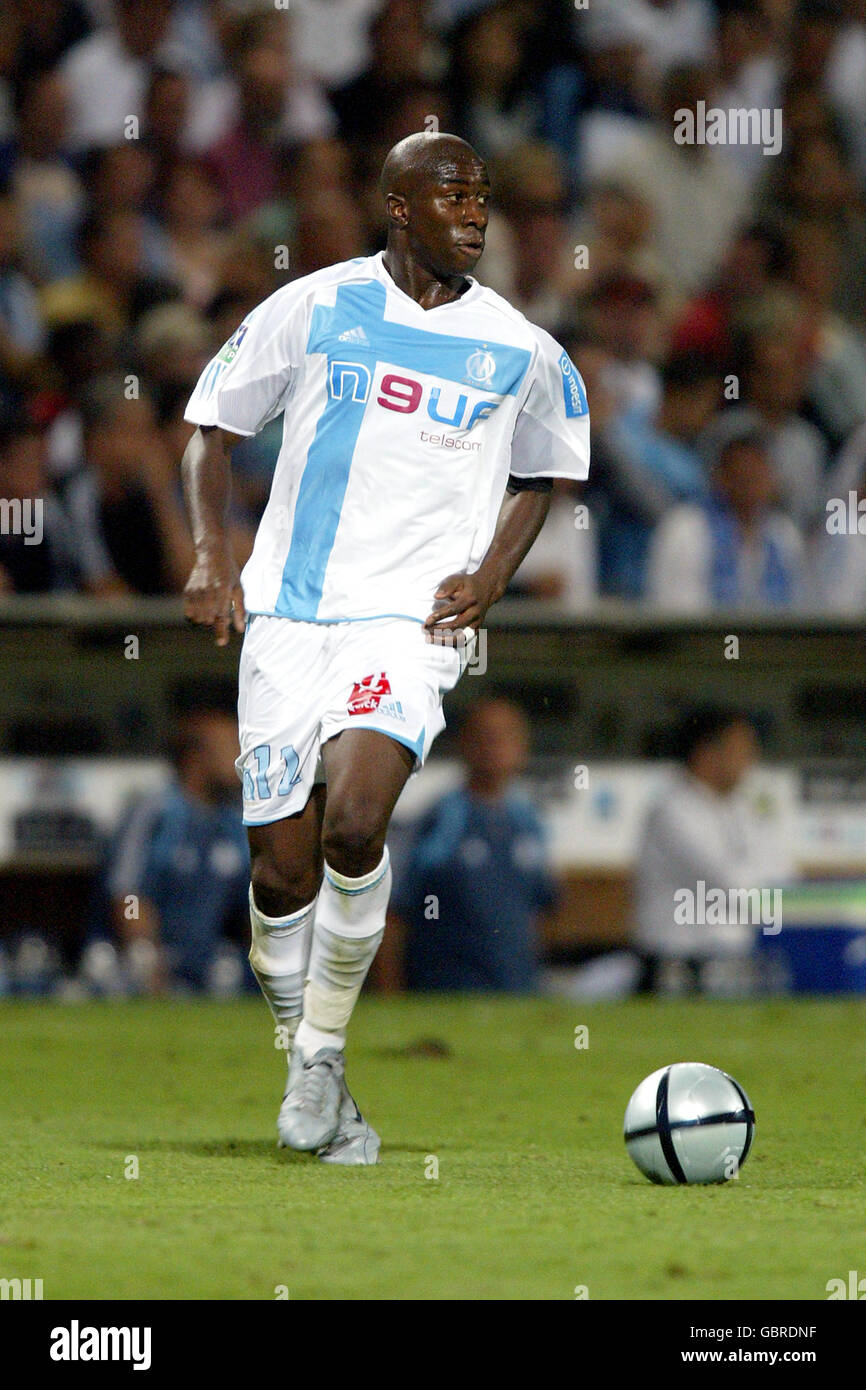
[1,996,864,1300]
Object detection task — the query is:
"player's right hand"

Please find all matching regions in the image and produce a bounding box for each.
[183,547,247,647]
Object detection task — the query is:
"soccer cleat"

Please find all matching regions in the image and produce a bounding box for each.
[277,1046,345,1151]
[317,1082,381,1166]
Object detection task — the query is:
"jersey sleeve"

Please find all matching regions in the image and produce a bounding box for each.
[184,282,310,437]
[509,327,590,481]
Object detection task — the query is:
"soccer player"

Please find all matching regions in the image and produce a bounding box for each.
[181,132,589,1163]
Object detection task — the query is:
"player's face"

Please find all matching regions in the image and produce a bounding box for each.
[715,722,759,792]
[410,159,490,278]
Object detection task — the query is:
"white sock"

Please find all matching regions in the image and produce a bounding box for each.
[248,887,316,1044]
[295,848,391,1055]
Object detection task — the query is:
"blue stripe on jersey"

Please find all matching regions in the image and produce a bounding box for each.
[275,278,532,619]
[201,360,223,398]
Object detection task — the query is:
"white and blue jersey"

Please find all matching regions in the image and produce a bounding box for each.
[184,251,590,624]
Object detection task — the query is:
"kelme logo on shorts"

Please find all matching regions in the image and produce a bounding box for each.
[348,674,391,716]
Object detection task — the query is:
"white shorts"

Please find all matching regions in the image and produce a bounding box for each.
[236,615,474,825]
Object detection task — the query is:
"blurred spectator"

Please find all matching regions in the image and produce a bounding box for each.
[85,704,251,995]
[83,141,175,281]
[207,8,334,220]
[6,1,92,87]
[477,140,575,330]
[42,207,176,338]
[291,189,367,278]
[133,301,211,422]
[387,698,557,992]
[290,0,383,89]
[6,69,84,283]
[64,376,195,594]
[825,0,866,186]
[593,351,717,597]
[784,216,866,446]
[0,183,46,406]
[647,428,806,611]
[811,421,866,614]
[579,268,665,415]
[722,292,828,528]
[713,0,781,186]
[671,220,786,364]
[601,63,746,298]
[60,0,178,151]
[581,0,714,84]
[157,157,228,310]
[331,0,437,153]
[572,178,662,308]
[445,0,540,158]
[633,705,792,993]
[142,63,191,170]
[510,479,597,609]
[0,414,113,594]
[39,314,115,481]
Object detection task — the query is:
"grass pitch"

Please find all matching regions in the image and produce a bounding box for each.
[1,995,864,1300]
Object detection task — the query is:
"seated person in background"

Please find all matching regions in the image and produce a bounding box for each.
[385,698,557,993]
[811,420,866,614]
[633,705,793,993]
[508,478,597,611]
[646,428,806,611]
[63,376,196,595]
[0,415,118,594]
[86,705,250,994]
[594,351,717,598]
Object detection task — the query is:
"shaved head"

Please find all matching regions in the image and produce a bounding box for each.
[380,132,486,199]
[379,131,490,305]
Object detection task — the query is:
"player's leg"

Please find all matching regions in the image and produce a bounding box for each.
[246,785,325,1049]
[279,729,414,1151]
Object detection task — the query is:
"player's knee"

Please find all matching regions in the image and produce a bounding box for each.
[250,855,318,919]
[321,803,386,876]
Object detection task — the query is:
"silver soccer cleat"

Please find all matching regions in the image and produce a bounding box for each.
[317,1082,381,1166]
[277,1046,345,1151]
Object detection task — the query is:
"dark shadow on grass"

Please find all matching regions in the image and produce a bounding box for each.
[93,1138,275,1160]
[94,1136,447,1162]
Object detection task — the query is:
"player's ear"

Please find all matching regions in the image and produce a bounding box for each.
[385,193,409,227]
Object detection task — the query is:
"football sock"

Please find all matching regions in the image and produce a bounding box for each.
[295,847,391,1054]
[248,887,316,1044]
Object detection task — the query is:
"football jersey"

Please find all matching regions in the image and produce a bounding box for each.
[184,251,590,623]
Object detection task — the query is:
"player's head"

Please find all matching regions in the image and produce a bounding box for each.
[675,705,759,794]
[169,708,240,807]
[713,430,777,520]
[459,697,529,795]
[380,132,489,279]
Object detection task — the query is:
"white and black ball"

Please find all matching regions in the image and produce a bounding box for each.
[624,1062,755,1185]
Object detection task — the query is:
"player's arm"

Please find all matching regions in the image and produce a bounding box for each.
[110,893,168,995]
[424,477,552,634]
[181,424,247,647]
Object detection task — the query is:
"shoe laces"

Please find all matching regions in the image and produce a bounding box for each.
[298,1054,338,1110]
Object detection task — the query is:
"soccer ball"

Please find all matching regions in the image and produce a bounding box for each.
[623,1062,755,1185]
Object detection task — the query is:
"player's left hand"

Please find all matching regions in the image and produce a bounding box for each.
[424,571,496,638]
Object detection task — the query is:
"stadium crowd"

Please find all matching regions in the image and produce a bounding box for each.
[1,0,866,612]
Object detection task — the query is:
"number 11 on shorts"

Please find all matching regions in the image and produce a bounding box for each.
[243,744,302,801]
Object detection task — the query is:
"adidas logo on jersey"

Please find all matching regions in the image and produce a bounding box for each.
[337,325,369,344]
